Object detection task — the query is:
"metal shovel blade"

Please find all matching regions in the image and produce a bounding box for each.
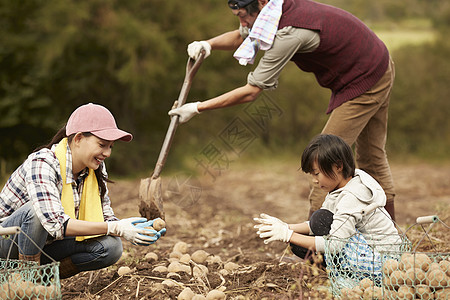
[138,52,205,221]
[138,176,164,221]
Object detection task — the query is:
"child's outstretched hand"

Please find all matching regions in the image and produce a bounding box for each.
[253,213,293,244]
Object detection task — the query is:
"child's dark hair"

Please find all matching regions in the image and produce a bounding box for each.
[35,125,112,200]
[301,134,355,179]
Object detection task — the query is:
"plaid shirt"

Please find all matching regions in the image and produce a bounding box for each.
[0,143,118,240]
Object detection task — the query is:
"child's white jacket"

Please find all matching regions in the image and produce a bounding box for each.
[315,169,399,252]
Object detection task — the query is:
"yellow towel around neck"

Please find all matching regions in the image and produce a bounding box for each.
[55,137,104,241]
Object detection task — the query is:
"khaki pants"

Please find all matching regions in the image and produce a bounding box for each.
[309,57,396,216]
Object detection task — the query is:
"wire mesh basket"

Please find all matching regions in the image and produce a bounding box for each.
[324,232,411,298]
[324,214,449,300]
[0,226,61,299]
[381,251,450,299]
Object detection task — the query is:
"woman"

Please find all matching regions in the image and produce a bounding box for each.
[0,103,164,279]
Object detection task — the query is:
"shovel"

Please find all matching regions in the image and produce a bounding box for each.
[139,52,205,220]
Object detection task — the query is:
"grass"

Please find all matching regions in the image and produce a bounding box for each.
[373,18,437,51]
[376,29,436,51]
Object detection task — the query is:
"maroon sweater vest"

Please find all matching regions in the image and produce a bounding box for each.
[278,0,389,113]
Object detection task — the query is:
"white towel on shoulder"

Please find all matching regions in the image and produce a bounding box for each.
[233,0,284,65]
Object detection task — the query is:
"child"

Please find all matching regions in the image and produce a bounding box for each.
[254,134,399,263]
[0,103,164,279]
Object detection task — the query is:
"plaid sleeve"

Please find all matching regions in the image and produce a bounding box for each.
[101,184,118,222]
[25,155,69,239]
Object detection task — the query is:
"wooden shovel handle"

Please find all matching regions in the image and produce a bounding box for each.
[152,51,205,178]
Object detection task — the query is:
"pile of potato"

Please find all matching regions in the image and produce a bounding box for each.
[117,240,240,300]
[0,273,57,300]
[340,277,381,299]
[338,253,449,299]
[382,253,449,299]
[116,218,237,299]
[154,241,232,300]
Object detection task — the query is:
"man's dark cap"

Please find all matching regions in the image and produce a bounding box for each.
[228,0,257,10]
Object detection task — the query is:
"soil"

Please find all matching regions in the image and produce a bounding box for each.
[60,161,450,299]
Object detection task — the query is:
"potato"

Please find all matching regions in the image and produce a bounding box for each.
[429,262,443,272]
[352,286,364,297]
[426,268,449,287]
[340,289,360,300]
[117,266,133,276]
[416,253,432,272]
[192,295,207,300]
[173,241,189,254]
[373,286,383,299]
[0,285,7,299]
[400,253,414,270]
[397,286,415,300]
[152,218,166,232]
[340,287,352,298]
[224,262,239,271]
[383,276,391,288]
[168,258,179,263]
[415,285,433,300]
[439,260,450,276]
[383,288,398,299]
[16,280,35,298]
[191,250,209,264]
[170,251,183,259]
[434,288,450,300]
[178,287,195,300]
[362,286,382,299]
[161,279,176,288]
[1,279,43,299]
[180,253,191,264]
[405,268,426,285]
[152,265,168,274]
[180,264,191,274]
[205,289,226,300]
[145,252,158,262]
[383,259,400,276]
[0,282,15,299]
[143,223,165,236]
[206,255,222,266]
[359,277,373,291]
[34,284,58,300]
[401,253,431,271]
[217,285,226,292]
[193,264,209,276]
[387,270,407,287]
[168,261,183,273]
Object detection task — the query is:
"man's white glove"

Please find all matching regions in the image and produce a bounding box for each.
[107,217,157,246]
[254,213,293,244]
[187,41,211,60]
[168,102,201,123]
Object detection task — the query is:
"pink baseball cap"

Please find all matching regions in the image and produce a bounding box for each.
[66,103,133,142]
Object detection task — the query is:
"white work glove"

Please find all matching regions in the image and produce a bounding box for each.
[254,213,293,244]
[168,102,201,123]
[107,217,158,246]
[187,41,211,60]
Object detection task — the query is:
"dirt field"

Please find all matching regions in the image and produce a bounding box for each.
[61,161,450,299]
